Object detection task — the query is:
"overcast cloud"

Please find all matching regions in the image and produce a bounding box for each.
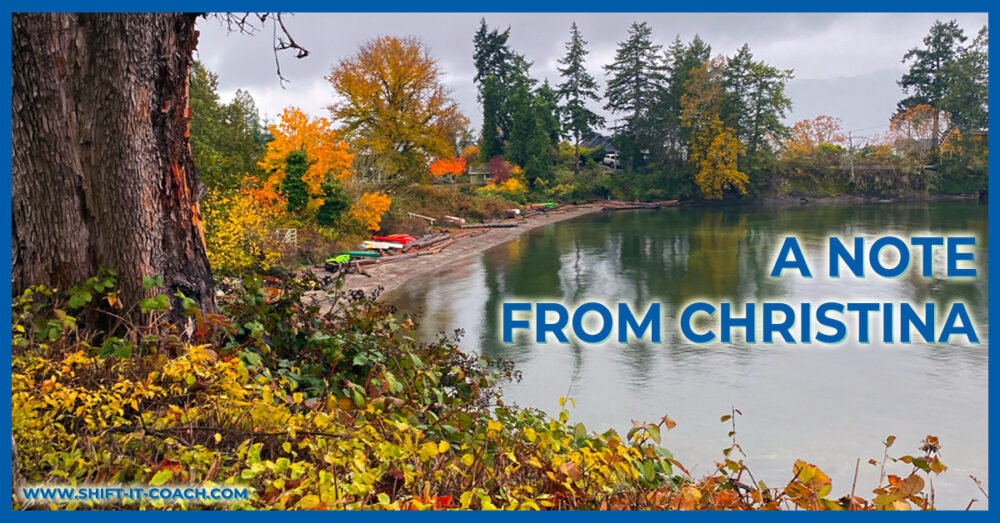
[196,12,987,144]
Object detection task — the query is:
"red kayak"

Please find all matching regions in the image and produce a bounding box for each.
[371,234,416,244]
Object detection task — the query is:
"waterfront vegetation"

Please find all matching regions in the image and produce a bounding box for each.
[13,274,960,510]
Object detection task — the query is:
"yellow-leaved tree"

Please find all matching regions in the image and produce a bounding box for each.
[202,181,283,275]
[697,131,748,200]
[327,36,468,188]
[681,59,748,200]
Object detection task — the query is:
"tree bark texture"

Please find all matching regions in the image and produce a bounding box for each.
[13,13,215,312]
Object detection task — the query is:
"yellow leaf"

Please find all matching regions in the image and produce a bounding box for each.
[297,494,321,509]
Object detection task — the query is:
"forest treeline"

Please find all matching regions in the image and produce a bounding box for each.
[191,19,987,274]
[469,19,987,200]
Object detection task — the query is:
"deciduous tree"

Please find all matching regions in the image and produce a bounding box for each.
[681,59,748,200]
[259,107,353,198]
[890,104,951,156]
[696,131,748,200]
[652,35,712,161]
[328,36,467,188]
[785,115,845,153]
[429,157,467,178]
[13,13,215,312]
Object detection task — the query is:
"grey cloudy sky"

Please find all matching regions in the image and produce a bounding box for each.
[196,12,987,144]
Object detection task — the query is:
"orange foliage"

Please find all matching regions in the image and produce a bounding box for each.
[429,157,466,177]
[461,145,481,167]
[784,115,845,155]
[259,107,354,196]
[350,191,393,231]
[890,104,949,142]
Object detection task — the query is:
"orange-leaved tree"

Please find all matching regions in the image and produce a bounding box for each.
[461,144,482,168]
[258,107,353,199]
[429,157,467,178]
[890,104,950,151]
[779,116,846,178]
[784,115,845,155]
[328,36,467,188]
[349,191,393,231]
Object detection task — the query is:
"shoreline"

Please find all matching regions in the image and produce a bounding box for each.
[314,194,982,299]
[332,203,604,298]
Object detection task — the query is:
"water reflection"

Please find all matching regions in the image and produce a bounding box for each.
[386,202,988,509]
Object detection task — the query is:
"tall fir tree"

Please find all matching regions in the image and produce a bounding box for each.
[651,35,711,163]
[479,74,505,162]
[473,19,513,85]
[721,44,793,186]
[472,19,533,152]
[507,83,559,186]
[604,21,665,169]
[898,20,968,150]
[556,22,605,175]
[534,80,562,148]
[939,25,988,133]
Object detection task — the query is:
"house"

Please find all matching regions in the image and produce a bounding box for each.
[468,167,492,186]
[581,134,617,153]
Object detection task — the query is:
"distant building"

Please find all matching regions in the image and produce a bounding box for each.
[581,134,617,153]
[468,167,491,186]
[893,136,935,154]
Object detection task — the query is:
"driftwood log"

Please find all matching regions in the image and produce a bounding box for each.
[403,233,449,252]
[461,222,519,229]
[424,239,456,253]
[601,200,679,211]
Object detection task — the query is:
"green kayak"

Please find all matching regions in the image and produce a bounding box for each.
[339,251,380,259]
[326,254,351,264]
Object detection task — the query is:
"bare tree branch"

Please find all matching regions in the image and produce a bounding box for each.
[212,12,309,88]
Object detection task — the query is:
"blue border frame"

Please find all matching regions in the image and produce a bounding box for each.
[1,4,995,517]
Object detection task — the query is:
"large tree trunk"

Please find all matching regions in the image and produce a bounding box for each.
[12,13,215,313]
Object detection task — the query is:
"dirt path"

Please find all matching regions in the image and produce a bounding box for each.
[322,204,602,298]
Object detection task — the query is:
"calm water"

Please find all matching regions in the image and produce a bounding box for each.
[386,202,988,508]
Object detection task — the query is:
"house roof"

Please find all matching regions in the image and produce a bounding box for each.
[581,134,616,152]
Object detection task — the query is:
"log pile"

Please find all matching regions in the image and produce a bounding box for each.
[402,232,449,252]
[320,202,606,277]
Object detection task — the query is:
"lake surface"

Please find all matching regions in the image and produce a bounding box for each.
[385,202,988,509]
